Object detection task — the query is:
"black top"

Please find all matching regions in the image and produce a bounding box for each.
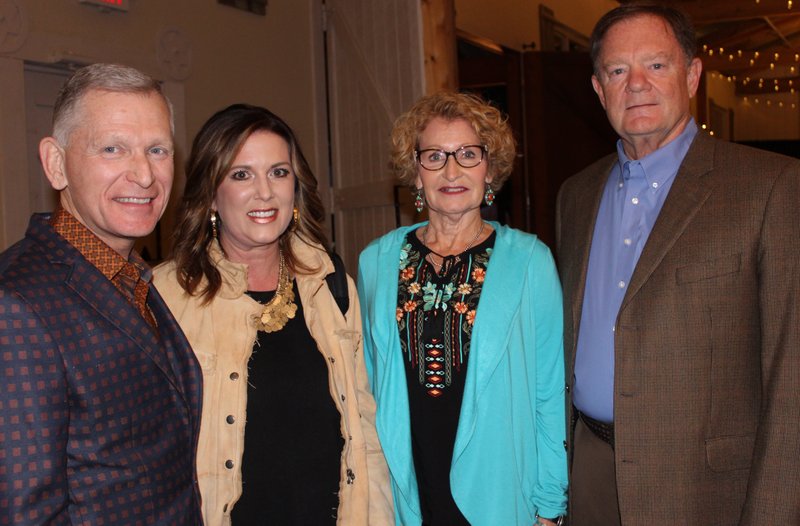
[396,228,496,526]
[232,281,344,525]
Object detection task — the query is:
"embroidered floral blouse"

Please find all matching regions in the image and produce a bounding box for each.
[395,227,496,526]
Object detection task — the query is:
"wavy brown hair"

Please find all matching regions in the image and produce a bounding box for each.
[390,91,516,193]
[171,103,329,303]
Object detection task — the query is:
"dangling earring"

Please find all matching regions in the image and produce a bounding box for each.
[292,207,299,230]
[414,188,424,213]
[210,211,219,239]
[484,184,495,207]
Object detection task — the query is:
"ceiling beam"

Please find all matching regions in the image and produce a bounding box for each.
[647,0,800,24]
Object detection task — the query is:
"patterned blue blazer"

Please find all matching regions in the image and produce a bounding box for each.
[0,214,203,525]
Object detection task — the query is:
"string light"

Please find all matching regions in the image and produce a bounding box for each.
[705,5,799,112]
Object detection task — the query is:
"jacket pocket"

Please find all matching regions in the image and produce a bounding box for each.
[705,433,755,472]
[194,351,217,374]
[676,253,741,284]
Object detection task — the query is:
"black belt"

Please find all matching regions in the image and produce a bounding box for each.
[577,409,614,449]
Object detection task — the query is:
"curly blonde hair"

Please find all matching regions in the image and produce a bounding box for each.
[390,91,516,192]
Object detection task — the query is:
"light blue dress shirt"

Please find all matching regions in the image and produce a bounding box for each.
[573,121,698,423]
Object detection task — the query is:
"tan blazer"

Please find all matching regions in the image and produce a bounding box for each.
[154,236,394,526]
[556,132,800,525]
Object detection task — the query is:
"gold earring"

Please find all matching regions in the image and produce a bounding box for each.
[210,211,218,240]
[293,207,299,229]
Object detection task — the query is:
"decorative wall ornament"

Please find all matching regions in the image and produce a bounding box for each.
[156,27,192,81]
[0,0,29,53]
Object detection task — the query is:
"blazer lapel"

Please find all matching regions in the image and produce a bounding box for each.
[563,157,614,371]
[622,134,715,309]
[64,258,181,390]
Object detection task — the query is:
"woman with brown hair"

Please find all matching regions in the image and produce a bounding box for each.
[154,104,393,525]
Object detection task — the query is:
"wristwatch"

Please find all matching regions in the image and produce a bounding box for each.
[536,515,565,526]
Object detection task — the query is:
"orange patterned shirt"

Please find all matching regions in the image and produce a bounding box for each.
[50,207,157,330]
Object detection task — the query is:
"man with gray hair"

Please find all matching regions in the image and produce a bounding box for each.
[0,63,202,524]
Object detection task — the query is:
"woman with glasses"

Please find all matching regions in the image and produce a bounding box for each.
[357,92,568,526]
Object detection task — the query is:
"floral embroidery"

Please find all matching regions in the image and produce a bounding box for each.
[398,242,412,270]
[422,281,454,312]
[396,229,494,397]
[403,300,418,312]
[466,310,476,325]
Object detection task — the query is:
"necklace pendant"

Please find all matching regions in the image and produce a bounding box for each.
[253,248,297,333]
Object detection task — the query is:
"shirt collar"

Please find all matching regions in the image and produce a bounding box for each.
[615,120,698,188]
[50,206,151,282]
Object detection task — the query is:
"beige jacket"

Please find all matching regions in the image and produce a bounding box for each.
[154,236,393,526]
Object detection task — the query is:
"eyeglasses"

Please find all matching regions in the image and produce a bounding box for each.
[414,144,488,171]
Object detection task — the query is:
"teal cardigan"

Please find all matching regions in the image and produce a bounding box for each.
[357,222,568,525]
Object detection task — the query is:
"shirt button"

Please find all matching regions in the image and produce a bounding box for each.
[229,372,239,380]
[652,182,659,188]
[618,182,624,188]
[618,280,626,288]
[623,238,632,246]
[226,415,235,424]
[631,197,639,205]
[225,460,234,469]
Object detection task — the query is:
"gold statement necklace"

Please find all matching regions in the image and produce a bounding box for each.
[252,249,297,332]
